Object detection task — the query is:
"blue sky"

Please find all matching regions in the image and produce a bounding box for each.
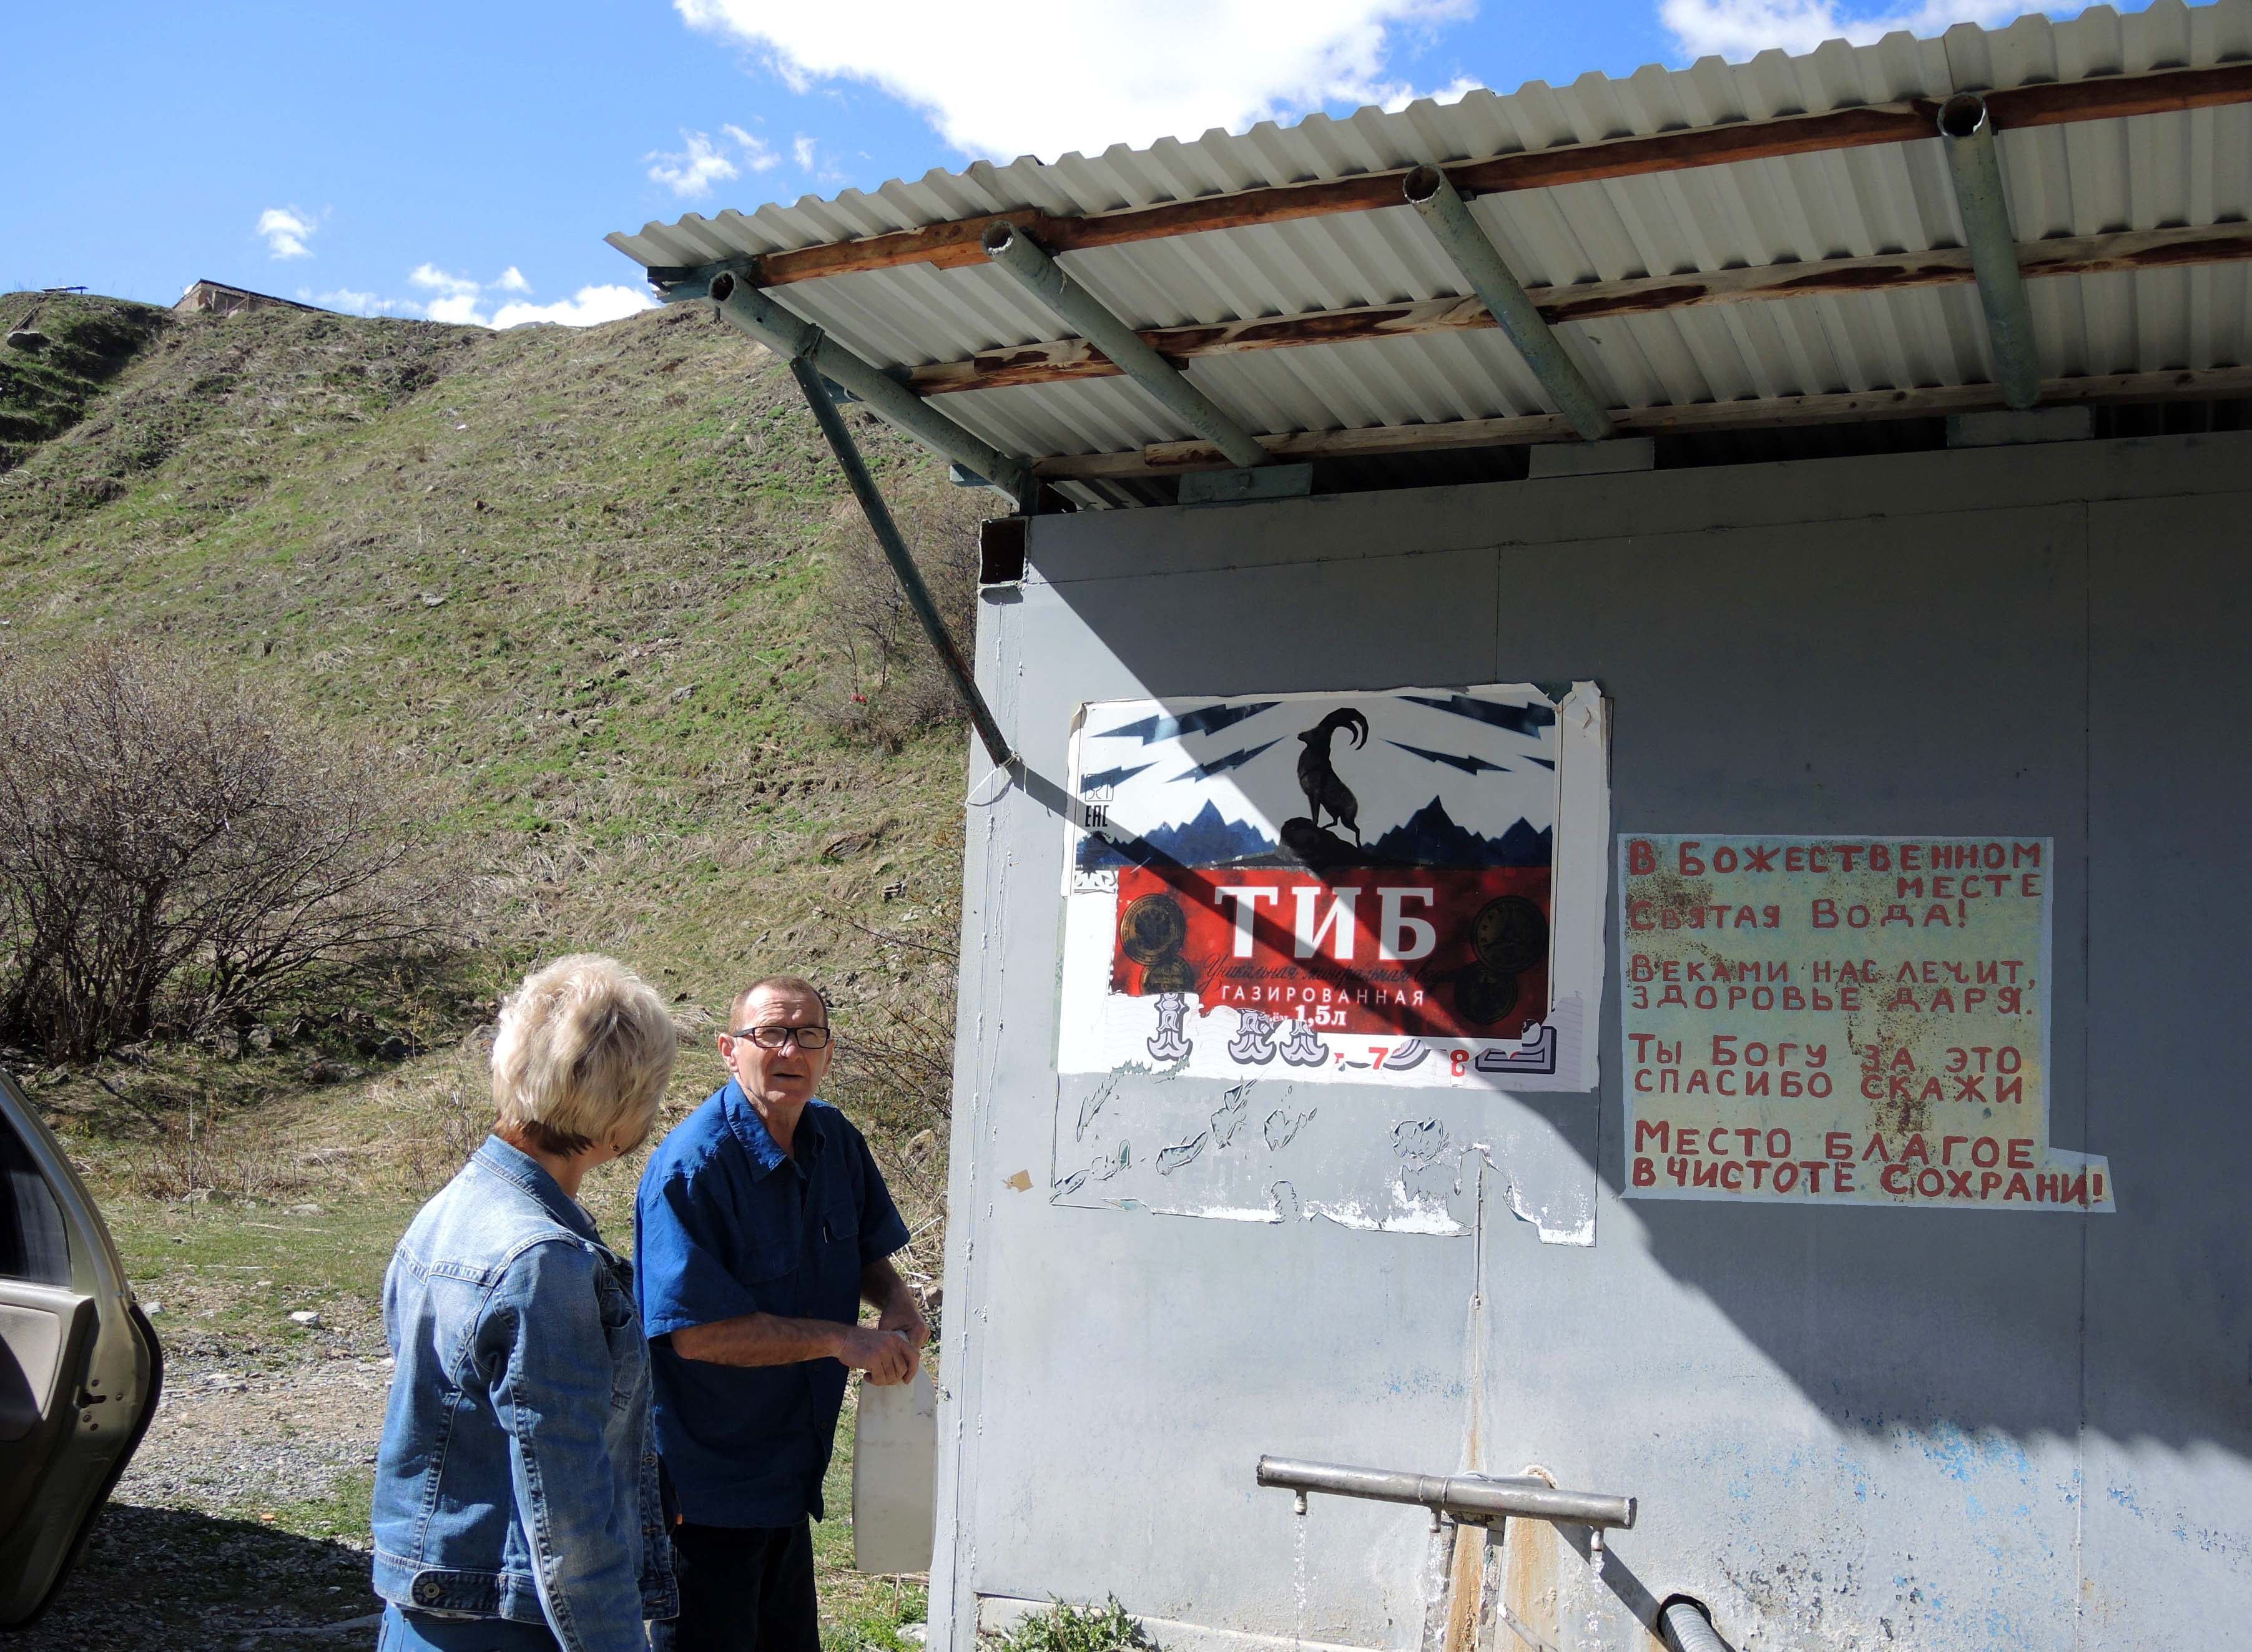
[5,1,2116,326]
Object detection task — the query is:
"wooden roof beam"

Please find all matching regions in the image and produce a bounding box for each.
[733,63,2252,290]
[903,222,2252,398]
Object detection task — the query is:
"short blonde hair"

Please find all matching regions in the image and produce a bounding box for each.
[492,955,677,1156]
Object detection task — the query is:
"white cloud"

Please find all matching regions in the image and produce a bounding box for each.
[314,287,424,317]
[408,263,485,325]
[257,206,317,260]
[1382,73,1479,112]
[385,266,656,329]
[1659,0,2028,61]
[674,0,1473,162]
[785,132,852,187]
[408,263,481,298]
[647,129,743,197]
[722,123,782,170]
[490,285,660,328]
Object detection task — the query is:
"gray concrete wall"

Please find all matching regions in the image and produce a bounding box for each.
[930,432,2252,1652]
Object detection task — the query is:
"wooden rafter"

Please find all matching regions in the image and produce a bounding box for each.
[905,223,2252,397]
[1030,365,2252,480]
[737,63,2252,290]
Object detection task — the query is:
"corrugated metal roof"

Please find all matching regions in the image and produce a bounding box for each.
[608,1,2252,504]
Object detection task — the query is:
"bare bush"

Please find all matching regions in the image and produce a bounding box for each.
[815,470,993,749]
[134,1096,315,1204]
[827,912,958,1207]
[0,643,455,1061]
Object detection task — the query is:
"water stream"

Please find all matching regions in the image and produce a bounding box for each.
[1292,1510,1309,1652]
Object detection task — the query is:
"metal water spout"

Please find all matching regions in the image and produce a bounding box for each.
[1256,1455,1636,1532]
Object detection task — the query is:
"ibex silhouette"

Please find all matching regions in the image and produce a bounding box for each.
[1296,709,1370,843]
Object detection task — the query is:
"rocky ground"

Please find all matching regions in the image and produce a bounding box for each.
[22,1295,391,1651]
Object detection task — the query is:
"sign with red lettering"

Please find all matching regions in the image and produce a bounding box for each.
[1057,686,1609,1090]
[1618,835,2113,1211]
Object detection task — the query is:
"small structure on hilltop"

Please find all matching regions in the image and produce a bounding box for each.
[174,279,322,318]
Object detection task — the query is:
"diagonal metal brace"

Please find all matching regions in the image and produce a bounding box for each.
[1937,92,2042,411]
[982,221,1272,471]
[707,271,1032,503]
[787,352,1016,770]
[1403,166,1615,443]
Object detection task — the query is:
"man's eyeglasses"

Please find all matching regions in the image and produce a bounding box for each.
[729,1025,833,1050]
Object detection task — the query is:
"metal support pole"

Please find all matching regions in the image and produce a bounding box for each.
[1256,1455,1636,1531]
[1937,93,2042,411]
[787,352,1016,770]
[981,222,1272,471]
[1402,165,1615,443]
[707,271,1032,503]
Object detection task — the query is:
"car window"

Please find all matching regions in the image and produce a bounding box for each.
[0,1106,70,1287]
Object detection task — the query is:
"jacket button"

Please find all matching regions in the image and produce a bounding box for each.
[415,1578,443,1605]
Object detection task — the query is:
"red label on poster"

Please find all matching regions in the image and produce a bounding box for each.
[1109,865,1551,1041]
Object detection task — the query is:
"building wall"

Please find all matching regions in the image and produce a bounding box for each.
[931,432,2252,1652]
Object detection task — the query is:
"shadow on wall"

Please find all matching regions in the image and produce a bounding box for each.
[1013,484,2252,1463]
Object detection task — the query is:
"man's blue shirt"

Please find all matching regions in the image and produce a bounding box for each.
[634,1083,910,1528]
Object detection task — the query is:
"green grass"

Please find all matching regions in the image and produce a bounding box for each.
[106,1192,418,1342]
[263,1469,380,1545]
[995,1596,1155,1652]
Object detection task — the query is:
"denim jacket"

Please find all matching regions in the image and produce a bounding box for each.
[373,1137,676,1650]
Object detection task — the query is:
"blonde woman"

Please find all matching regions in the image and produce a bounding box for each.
[372,955,679,1652]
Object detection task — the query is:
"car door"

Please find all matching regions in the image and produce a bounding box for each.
[0,1070,161,1628]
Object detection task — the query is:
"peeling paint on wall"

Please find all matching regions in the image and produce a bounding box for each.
[1052,1069,1596,1244]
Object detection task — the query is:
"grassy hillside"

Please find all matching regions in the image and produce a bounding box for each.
[1,288,972,1312]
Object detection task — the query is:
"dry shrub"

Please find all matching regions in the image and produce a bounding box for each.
[0,642,457,1061]
[814,473,993,750]
[370,1036,493,1192]
[827,911,958,1213]
[135,1098,315,1204]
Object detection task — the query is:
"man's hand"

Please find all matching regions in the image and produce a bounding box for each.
[874,1309,925,1384]
[837,1324,917,1386]
[861,1256,928,1384]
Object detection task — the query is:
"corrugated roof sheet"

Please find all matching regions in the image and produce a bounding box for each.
[608,1,2252,503]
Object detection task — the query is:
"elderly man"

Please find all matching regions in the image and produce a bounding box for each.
[636,975,926,1652]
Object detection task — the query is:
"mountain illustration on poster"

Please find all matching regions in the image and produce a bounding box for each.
[1077,795,1551,873]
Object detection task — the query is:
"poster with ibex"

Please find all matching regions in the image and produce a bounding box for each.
[1058,684,1609,1092]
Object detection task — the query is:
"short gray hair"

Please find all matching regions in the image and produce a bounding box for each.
[729,975,827,1030]
[492,955,677,1156]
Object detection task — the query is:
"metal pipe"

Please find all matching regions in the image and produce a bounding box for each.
[1658,1600,1726,1652]
[981,221,1272,471]
[1937,93,2042,411]
[1402,166,1615,443]
[785,352,1016,770]
[1256,1456,1635,1531]
[707,271,1031,501]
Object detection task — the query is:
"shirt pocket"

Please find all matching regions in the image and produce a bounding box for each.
[813,1197,863,1310]
[818,1201,860,1251]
